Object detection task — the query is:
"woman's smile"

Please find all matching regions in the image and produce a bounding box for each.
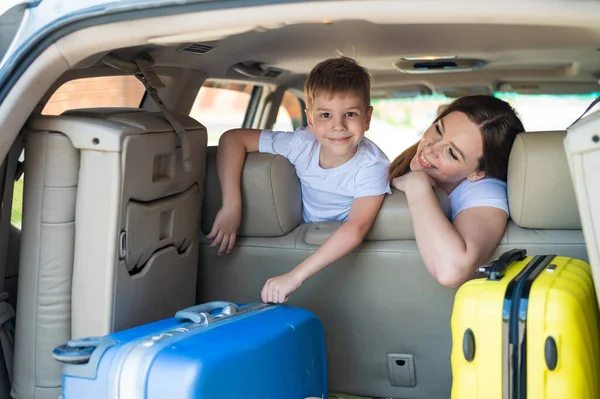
[417,150,435,168]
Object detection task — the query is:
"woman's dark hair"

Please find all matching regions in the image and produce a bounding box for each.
[388,95,525,182]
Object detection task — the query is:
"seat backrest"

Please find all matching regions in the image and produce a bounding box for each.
[500,130,586,260]
[508,130,581,229]
[13,108,206,399]
[200,146,452,240]
[197,130,585,399]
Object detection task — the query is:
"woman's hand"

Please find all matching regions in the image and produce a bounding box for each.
[391,171,437,193]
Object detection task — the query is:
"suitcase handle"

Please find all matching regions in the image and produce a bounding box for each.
[485,249,527,280]
[175,301,238,325]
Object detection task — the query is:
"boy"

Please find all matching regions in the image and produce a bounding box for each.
[207,56,391,303]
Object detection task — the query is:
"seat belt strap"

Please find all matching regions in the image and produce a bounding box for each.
[133,58,192,173]
[567,96,600,130]
[101,54,192,173]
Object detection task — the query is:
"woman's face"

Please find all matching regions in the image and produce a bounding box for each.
[410,111,485,187]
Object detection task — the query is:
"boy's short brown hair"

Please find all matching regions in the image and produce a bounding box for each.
[304,56,371,109]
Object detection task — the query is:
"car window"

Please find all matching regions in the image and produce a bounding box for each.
[42,76,145,115]
[272,91,305,132]
[369,92,600,161]
[494,92,600,131]
[11,170,22,228]
[190,81,254,146]
[15,76,144,229]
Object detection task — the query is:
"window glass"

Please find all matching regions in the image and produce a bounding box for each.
[11,174,23,228]
[42,76,145,115]
[369,92,600,161]
[273,91,304,131]
[190,81,253,146]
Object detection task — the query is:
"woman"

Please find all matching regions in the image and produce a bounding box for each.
[390,95,525,288]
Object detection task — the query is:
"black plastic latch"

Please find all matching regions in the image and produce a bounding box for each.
[545,336,558,371]
[463,329,476,362]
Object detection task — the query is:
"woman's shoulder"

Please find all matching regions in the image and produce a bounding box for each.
[452,177,507,197]
[449,177,508,219]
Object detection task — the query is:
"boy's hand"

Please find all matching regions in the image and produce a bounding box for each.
[206,206,242,255]
[261,272,304,303]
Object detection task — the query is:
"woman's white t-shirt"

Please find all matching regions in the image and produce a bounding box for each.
[448,178,509,220]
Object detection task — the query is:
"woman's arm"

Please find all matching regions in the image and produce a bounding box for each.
[394,172,507,288]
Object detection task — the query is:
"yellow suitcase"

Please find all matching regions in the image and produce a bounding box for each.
[451,249,600,398]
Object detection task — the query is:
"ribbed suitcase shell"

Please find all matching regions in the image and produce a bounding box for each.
[55,302,327,399]
[451,252,600,398]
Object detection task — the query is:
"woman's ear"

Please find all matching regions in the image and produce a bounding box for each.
[466,170,486,182]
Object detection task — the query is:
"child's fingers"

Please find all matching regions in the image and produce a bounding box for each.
[278,290,287,304]
[226,234,237,253]
[217,235,230,255]
[206,224,218,239]
[209,231,224,248]
[267,284,275,304]
[262,279,272,303]
[260,283,268,303]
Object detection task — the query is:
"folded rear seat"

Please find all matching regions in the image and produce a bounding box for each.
[13,108,206,399]
[198,147,456,398]
[197,130,586,399]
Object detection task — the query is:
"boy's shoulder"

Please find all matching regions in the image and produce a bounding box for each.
[263,126,315,140]
[291,126,315,139]
[355,136,390,165]
[346,137,390,185]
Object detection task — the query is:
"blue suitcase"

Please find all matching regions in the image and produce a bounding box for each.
[53,301,328,399]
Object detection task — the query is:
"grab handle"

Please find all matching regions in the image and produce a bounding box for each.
[174,301,238,325]
[485,249,527,280]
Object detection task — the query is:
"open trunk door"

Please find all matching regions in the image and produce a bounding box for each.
[564,99,600,306]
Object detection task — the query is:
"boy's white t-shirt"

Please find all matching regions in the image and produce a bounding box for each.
[449,178,509,220]
[259,127,391,223]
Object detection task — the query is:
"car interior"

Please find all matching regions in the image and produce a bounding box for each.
[0,1,599,398]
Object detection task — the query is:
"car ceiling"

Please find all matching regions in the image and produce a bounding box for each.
[80,16,600,95]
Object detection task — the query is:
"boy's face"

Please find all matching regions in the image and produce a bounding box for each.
[305,93,373,162]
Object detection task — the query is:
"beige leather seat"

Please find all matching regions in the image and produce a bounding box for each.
[197,130,585,399]
[495,130,586,260]
[13,108,206,399]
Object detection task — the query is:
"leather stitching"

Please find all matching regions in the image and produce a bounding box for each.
[519,135,528,225]
[267,156,285,234]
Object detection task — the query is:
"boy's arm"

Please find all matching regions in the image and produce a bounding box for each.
[207,128,261,255]
[261,194,385,303]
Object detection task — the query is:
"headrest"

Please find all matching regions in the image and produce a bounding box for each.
[201,148,303,237]
[201,147,451,239]
[62,108,202,132]
[507,131,581,229]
